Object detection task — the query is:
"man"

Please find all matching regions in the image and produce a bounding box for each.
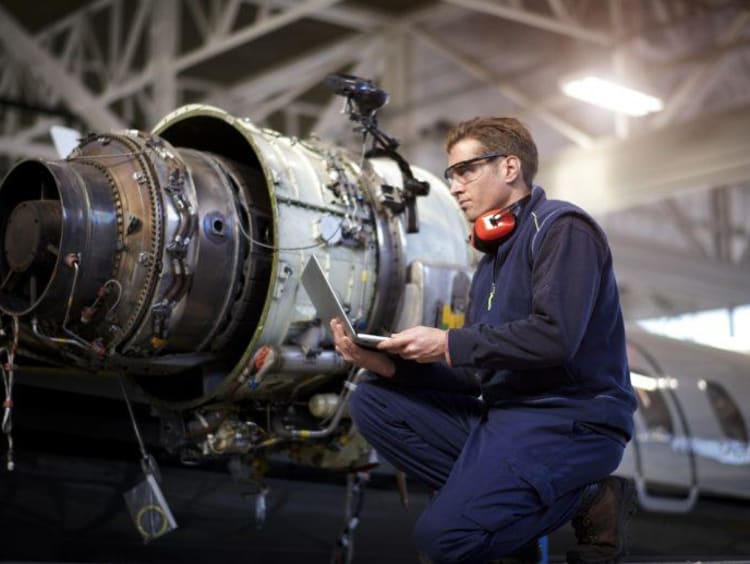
[331,117,637,564]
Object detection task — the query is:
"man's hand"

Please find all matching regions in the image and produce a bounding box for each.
[330,319,395,378]
[377,326,448,364]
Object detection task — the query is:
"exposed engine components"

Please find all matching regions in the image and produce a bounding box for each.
[309,393,341,419]
[0,102,473,475]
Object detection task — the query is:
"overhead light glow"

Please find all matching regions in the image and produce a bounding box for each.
[561,76,663,117]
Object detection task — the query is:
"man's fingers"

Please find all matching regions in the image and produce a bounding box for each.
[376,333,411,352]
[330,319,344,339]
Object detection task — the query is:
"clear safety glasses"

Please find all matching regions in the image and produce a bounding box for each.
[443,152,507,184]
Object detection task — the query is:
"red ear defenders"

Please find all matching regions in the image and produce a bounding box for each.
[469,199,526,253]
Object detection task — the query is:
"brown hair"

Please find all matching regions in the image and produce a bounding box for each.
[445,117,538,187]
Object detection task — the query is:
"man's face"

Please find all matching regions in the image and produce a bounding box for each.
[446,137,512,222]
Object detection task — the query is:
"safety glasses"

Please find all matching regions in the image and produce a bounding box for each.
[443,152,507,184]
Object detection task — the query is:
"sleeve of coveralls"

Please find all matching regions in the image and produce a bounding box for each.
[447,216,607,370]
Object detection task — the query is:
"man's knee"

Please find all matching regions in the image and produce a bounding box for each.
[414,506,489,564]
[348,378,388,435]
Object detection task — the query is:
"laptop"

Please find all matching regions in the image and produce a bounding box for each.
[301,255,388,348]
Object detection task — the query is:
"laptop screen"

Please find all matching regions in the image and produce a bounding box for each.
[301,255,358,338]
[301,255,387,347]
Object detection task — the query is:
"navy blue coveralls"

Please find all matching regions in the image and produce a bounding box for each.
[349,186,637,563]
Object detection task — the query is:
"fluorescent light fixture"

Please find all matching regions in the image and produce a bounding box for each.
[561,75,663,116]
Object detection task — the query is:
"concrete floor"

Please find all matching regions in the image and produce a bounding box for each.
[1,449,750,563]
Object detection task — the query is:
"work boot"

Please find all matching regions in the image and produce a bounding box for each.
[566,476,637,564]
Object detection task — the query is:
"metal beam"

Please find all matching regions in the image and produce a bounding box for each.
[216,0,242,37]
[0,4,125,131]
[100,0,344,106]
[651,9,750,128]
[546,0,574,22]
[248,0,390,31]
[442,0,611,46]
[150,0,179,122]
[285,100,325,118]
[0,139,59,160]
[379,27,413,146]
[660,199,708,258]
[185,0,212,42]
[9,118,59,144]
[710,186,732,262]
[114,0,151,83]
[252,71,334,123]
[539,104,750,216]
[740,234,750,266]
[207,32,382,114]
[610,0,630,139]
[611,234,750,316]
[0,117,63,161]
[412,27,595,148]
[175,0,342,72]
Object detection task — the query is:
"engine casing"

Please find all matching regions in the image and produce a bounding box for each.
[0,105,473,413]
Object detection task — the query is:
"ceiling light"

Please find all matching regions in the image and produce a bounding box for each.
[561,75,663,117]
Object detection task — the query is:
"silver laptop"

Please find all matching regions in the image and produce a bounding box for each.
[301,255,388,348]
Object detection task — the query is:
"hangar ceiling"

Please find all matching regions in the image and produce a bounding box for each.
[1,0,749,321]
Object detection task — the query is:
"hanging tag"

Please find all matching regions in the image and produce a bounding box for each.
[123,472,178,543]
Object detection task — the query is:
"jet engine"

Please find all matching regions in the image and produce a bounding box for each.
[0,102,473,469]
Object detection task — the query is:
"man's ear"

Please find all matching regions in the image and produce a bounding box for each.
[502,155,522,184]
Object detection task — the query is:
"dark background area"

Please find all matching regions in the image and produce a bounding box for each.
[1,384,750,563]
[2,446,750,562]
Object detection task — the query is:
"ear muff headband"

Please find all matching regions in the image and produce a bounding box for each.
[469,197,529,253]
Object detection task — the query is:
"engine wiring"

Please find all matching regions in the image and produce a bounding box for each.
[1,315,19,471]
